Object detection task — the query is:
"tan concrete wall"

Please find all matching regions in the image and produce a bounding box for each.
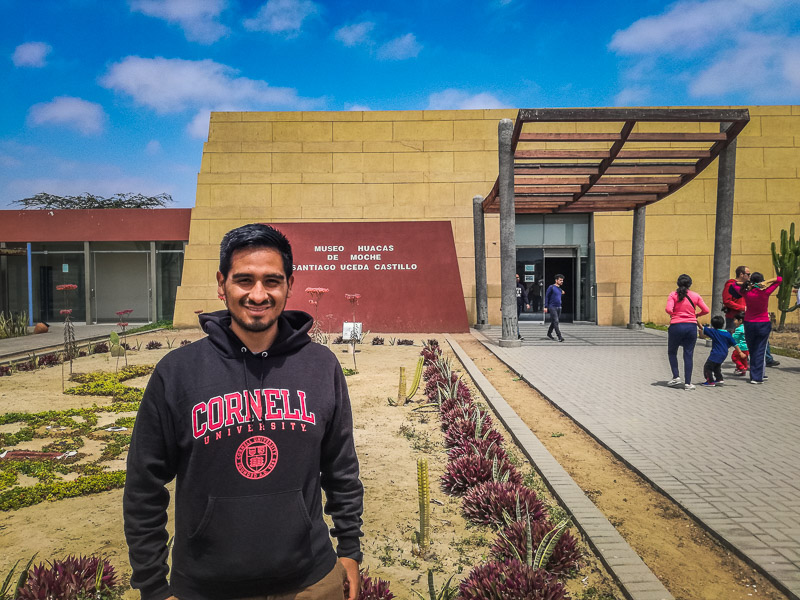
[176,107,800,329]
[174,109,515,327]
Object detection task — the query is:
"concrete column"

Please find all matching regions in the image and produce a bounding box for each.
[472,195,489,329]
[150,241,158,322]
[498,118,521,347]
[83,241,91,324]
[628,205,646,329]
[712,127,737,320]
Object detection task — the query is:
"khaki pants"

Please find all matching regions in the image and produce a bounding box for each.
[239,561,347,600]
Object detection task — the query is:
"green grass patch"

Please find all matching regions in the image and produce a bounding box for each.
[125,320,172,335]
[770,345,800,359]
[0,471,126,511]
[644,322,669,331]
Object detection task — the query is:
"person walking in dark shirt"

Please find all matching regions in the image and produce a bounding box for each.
[515,273,530,340]
[544,274,565,342]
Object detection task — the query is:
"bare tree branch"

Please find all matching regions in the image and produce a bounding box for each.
[13,192,173,209]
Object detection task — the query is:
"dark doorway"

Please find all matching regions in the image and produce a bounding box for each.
[543,256,575,323]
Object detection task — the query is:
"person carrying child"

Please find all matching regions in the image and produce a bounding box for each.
[697,315,736,387]
[731,313,749,375]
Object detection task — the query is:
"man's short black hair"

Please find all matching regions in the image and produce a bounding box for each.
[710,315,725,329]
[219,224,293,279]
[735,265,749,277]
[554,274,565,280]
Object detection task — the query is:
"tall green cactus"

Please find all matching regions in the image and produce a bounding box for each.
[414,458,431,556]
[771,222,800,330]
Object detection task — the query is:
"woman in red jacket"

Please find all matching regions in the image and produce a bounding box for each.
[730,272,781,384]
[665,274,710,390]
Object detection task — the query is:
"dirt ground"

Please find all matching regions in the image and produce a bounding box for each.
[451,335,788,600]
[0,329,625,600]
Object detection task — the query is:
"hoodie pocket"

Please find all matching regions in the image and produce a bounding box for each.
[187,490,313,582]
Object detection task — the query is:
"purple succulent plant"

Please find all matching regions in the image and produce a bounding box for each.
[343,567,395,600]
[491,519,582,577]
[458,559,568,600]
[16,555,117,600]
[461,481,547,528]
[443,418,504,450]
[447,438,508,463]
[441,455,521,497]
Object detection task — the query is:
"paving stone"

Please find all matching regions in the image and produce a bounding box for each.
[472,324,800,599]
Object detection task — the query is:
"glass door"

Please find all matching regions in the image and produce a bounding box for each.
[516,248,544,323]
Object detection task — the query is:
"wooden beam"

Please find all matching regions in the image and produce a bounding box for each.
[517,108,750,123]
[515,176,592,185]
[518,132,620,142]
[605,165,697,174]
[515,166,600,175]
[589,184,670,194]
[515,150,610,159]
[597,175,683,184]
[515,185,583,194]
[627,132,727,142]
[616,149,711,159]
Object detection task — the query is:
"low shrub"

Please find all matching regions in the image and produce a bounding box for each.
[0,364,11,377]
[344,568,394,600]
[461,481,546,528]
[91,342,109,354]
[491,519,581,577]
[37,353,60,368]
[180,339,192,347]
[396,339,414,346]
[371,337,384,345]
[440,405,493,432]
[447,438,507,462]
[458,560,567,600]
[145,340,162,350]
[332,335,345,344]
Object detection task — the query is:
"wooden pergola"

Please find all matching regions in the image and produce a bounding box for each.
[472,108,750,345]
[482,108,750,214]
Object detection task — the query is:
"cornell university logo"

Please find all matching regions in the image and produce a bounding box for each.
[235,436,278,480]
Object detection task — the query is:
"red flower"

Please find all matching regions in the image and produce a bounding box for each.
[345,293,361,302]
[123,309,134,314]
[116,311,126,316]
[117,322,128,327]
[56,284,78,291]
[60,309,72,315]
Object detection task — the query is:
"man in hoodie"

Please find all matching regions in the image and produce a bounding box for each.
[124,224,363,600]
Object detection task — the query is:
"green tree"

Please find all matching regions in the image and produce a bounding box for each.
[13,192,172,209]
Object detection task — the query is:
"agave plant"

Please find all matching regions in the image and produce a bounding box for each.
[458,559,567,600]
[16,555,117,600]
[440,454,521,497]
[492,518,581,577]
[461,481,547,528]
[343,568,395,600]
[443,416,504,450]
[420,341,441,366]
[1,554,37,600]
[447,437,508,462]
[440,404,493,432]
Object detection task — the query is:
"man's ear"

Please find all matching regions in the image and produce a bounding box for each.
[216,271,226,300]
[287,273,295,298]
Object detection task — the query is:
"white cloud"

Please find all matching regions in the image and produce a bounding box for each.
[690,33,800,99]
[346,104,371,111]
[27,97,107,135]
[243,0,319,35]
[335,22,374,47]
[0,153,23,168]
[12,42,52,67]
[613,86,651,106]
[377,33,422,60]
[609,0,766,55]
[145,140,163,154]
[427,89,507,110]
[130,0,229,43]
[101,56,321,114]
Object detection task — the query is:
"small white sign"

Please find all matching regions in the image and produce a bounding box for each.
[62,264,69,273]
[525,264,534,272]
[343,322,362,340]
[524,274,535,283]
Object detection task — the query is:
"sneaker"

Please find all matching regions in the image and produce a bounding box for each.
[547,333,554,340]
[701,381,716,387]
[558,338,565,342]
[749,380,762,385]
[733,370,746,376]
[667,377,682,387]
[715,380,724,386]
[518,335,524,340]
[684,384,696,390]
[766,360,780,367]
[763,374,768,380]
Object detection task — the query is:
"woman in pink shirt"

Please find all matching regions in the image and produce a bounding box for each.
[730,272,781,384]
[665,274,710,390]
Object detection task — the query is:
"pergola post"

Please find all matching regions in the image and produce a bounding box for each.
[711,126,737,320]
[628,205,646,329]
[498,119,521,347]
[472,195,489,329]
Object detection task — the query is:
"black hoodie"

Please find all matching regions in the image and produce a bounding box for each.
[123,310,363,600]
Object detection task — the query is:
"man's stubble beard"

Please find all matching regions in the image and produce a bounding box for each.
[230,309,277,333]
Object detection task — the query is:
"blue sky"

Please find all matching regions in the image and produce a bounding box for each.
[2,0,799,209]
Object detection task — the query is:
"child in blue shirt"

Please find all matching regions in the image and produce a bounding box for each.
[697,315,736,387]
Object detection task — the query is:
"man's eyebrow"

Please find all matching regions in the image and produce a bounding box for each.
[231,271,285,280]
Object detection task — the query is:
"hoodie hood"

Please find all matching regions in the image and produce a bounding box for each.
[199,309,313,358]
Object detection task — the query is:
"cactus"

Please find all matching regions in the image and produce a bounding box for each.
[414,458,431,555]
[398,366,407,405]
[771,222,800,330]
[407,356,424,400]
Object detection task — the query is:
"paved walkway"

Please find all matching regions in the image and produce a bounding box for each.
[478,323,800,600]
[0,324,131,362]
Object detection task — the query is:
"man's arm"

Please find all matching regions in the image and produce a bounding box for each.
[320,365,364,598]
[123,369,179,600]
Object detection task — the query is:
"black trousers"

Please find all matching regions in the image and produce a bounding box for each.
[703,359,723,383]
[548,307,562,340]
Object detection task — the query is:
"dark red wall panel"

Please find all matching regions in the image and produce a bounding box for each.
[272,221,469,333]
[0,209,191,242]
